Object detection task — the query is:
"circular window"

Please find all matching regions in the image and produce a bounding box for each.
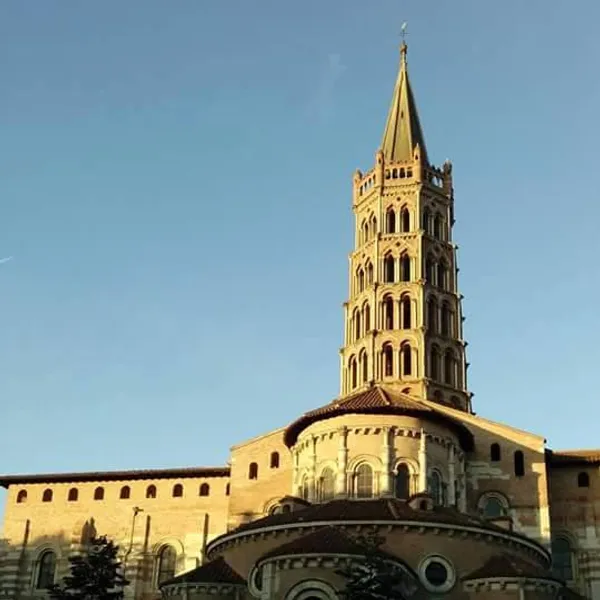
[419,555,455,593]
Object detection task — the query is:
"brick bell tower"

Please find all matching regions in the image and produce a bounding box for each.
[339,42,472,413]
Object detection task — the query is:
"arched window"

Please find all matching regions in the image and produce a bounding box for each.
[363,302,371,332]
[361,219,368,244]
[36,550,56,589]
[427,297,438,332]
[42,489,53,503]
[370,214,377,237]
[429,345,441,380]
[301,476,310,500]
[120,485,130,500]
[401,295,411,329]
[353,308,361,341]
[395,464,410,500]
[490,443,501,462]
[428,470,443,505]
[552,537,574,581]
[383,296,394,329]
[249,462,259,480]
[400,207,410,232]
[282,504,291,513]
[514,451,525,477]
[366,261,374,284]
[400,254,411,282]
[481,496,507,518]
[440,303,452,336]
[433,214,442,239]
[355,464,374,498]
[443,350,456,385]
[319,468,335,502]
[422,209,431,233]
[438,262,448,290]
[199,483,210,496]
[578,472,590,488]
[157,545,177,586]
[146,485,157,499]
[350,355,358,389]
[401,343,412,376]
[384,255,395,283]
[426,257,436,285]
[172,484,183,498]
[386,208,396,233]
[16,490,27,504]
[383,344,394,377]
[360,351,368,383]
[357,268,365,293]
[67,488,78,502]
[270,452,280,469]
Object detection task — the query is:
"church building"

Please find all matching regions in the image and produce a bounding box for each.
[1,41,597,600]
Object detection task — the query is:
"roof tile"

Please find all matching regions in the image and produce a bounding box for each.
[160,557,245,588]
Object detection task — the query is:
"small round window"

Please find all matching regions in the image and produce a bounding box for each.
[419,555,455,593]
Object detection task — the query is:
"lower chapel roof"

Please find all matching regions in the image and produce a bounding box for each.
[283,385,475,451]
[208,498,548,556]
[160,556,245,588]
[463,553,560,583]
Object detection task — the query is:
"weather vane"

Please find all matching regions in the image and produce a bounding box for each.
[400,22,408,42]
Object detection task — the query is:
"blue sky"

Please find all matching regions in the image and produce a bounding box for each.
[1,1,600,521]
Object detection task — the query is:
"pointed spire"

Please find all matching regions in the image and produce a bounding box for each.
[381,42,429,164]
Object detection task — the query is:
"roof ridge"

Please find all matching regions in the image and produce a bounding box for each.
[376,386,393,406]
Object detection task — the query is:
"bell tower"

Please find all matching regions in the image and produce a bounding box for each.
[340,42,472,413]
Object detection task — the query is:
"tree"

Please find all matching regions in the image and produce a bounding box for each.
[336,534,417,600]
[48,536,129,600]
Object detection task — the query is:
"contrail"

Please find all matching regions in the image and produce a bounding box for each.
[0,257,13,264]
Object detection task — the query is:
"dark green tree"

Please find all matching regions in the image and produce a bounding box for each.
[336,534,417,600]
[47,536,129,600]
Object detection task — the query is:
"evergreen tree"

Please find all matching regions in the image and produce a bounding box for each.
[336,534,417,600]
[48,536,129,600]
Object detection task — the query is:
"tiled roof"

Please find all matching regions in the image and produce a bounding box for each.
[463,553,558,582]
[228,498,519,537]
[159,557,245,588]
[0,466,230,488]
[546,449,600,467]
[259,526,370,560]
[283,386,474,450]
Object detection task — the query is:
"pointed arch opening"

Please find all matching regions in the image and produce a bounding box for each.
[146,485,157,499]
[429,345,441,380]
[366,261,374,284]
[437,261,449,290]
[42,489,53,503]
[441,302,452,336]
[349,355,358,389]
[16,490,27,504]
[386,208,396,233]
[172,483,183,498]
[384,254,395,283]
[400,254,411,282]
[199,483,210,497]
[67,488,78,502]
[400,207,410,232]
[422,208,431,233]
[357,268,365,293]
[353,308,361,341]
[382,344,394,377]
[363,302,371,332]
[401,295,411,329]
[443,350,456,386]
[427,296,438,333]
[426,256,436,285]
[361,219,368,244]
[119,486,130,500]
[433,214,443,239]
[360,350,368,383]
[270,451,280,469]
[249,462,259,480]
[428,470,444,505]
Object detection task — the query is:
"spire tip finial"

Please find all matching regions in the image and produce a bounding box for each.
[400,22,408,63]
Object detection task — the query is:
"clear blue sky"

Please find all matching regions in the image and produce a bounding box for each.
[1,1,600,519]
